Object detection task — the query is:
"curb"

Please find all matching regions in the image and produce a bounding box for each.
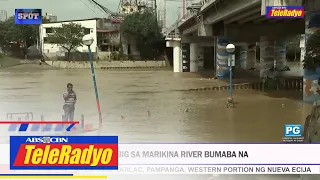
[277,78,303,90]
[183,78,303,92]
[101,66,167,70]
[185,82,263,91]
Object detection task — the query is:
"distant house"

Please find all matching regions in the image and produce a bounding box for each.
[39,18,98,60]
[39,18,122,60]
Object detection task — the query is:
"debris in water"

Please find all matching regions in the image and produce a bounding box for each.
[184,108,189,112]
[226,97,235,108]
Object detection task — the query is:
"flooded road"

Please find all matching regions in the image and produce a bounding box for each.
[0,65,311,180]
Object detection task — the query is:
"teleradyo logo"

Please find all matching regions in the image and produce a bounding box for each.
[25,137,68,143]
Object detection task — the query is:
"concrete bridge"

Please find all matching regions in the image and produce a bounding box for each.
[166,0,306,73]
[165,0,320,103]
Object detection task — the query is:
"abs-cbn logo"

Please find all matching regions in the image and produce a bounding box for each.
[25,137,68,143]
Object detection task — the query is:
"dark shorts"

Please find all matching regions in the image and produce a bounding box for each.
[63,104,75,121]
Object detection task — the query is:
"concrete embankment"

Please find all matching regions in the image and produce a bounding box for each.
[45,60,167,69]
[0,58,57,69]
[4,63,57,69]
[0,57,22,67]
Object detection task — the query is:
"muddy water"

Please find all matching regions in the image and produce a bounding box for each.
[0,65,311,180]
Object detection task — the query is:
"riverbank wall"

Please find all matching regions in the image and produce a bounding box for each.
[0,57,22,67]
[45,60,167,69]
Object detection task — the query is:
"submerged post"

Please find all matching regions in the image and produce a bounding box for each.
[226,43,235,108]
[82,34,103,128]
[229,53,233,97]
[41,115,44,131]
[81,114,85,129]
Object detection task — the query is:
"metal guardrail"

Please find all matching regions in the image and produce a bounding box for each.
[165,11,197,35]
[165,34,182,39]
[166,20,180,35]
[200,0,218,12]
[165,0,220,36]
[184,78,303,92]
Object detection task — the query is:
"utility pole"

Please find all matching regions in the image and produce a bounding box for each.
[154,0,158,18]
[164,0,166,32]
[154,0,159,34]
[182,0,186,19]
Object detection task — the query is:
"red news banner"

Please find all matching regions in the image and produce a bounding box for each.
[266,6,304,18]
[10,136,118,170]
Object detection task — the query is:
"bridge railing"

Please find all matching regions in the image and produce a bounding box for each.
[165,11,197,36]
[165,34,182,39]
[200,0,218,11]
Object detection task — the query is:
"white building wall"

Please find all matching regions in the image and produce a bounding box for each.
[39,19,97,58]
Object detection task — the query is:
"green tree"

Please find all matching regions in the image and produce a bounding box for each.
[120,10,164,59]
[0,16,43,47]
[46,22,85,60]
[303,30,320,70]
[121,10,160,38]
[0,16,48,58]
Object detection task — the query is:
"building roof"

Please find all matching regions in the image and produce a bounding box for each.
[42,18,101,24]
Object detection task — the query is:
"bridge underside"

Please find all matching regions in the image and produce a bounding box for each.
[181,2,304,41]
[225,19,304,42]
[223,4,304,42]
[165,0,320,109]
[166,0,306,76]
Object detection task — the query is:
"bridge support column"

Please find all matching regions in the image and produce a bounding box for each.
[300,34,306,65]
[275,40,287,71]
[238,44,256,70]
[173,41,182,72]
[198,46,204,71]
[260,36,275,78]
[239,45,248,70]
[260,37,287,78]
[216,37,230,79]
[190,43,199,72]
[303,11,320,103]
[247,44,257,70]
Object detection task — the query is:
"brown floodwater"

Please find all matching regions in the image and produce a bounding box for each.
[0,65,311,180]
